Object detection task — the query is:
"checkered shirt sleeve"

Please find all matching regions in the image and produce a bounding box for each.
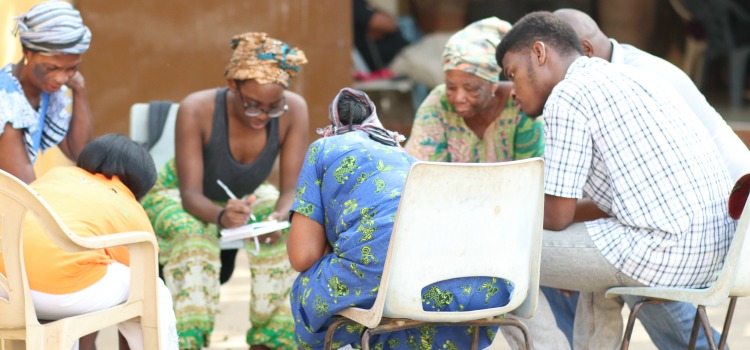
[543,57,736,288]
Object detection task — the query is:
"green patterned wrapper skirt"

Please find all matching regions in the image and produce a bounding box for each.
[141,159,297,350]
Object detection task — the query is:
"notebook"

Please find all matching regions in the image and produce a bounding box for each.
[220,220,290,243]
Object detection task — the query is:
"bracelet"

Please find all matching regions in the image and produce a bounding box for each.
[216,208,226,229]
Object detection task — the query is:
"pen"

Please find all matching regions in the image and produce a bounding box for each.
[216,179,237,199]
[216,179,256,221]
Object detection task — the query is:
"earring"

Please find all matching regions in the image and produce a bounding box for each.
[491,88,496,98]
[23,57,27,65]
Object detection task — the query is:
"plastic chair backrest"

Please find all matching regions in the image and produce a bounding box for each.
[0,169,161,349]
[129,102,179,172]
[381,159,544,322]
[0,173,38,333]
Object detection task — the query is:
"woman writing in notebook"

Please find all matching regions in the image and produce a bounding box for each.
[141,32,309,350]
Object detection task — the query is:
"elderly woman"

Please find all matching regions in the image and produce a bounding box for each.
[0,0,93,184]
[288,87,513,349]
[141,32,308,350]
[404,17,543,163]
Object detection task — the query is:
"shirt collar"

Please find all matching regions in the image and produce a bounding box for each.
[564,56,590,79]
[609,38,625,65]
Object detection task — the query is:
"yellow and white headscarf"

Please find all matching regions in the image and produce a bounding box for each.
[442,17,512,83]
[224,32,307,88]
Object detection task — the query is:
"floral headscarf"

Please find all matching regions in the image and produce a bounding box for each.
[317,87,404,147]
[442,17,512,82]
[224,32,307,88]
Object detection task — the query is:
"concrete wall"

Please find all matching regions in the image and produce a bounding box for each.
[77,0,352,141]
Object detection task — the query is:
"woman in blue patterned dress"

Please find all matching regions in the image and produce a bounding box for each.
[287,88,513,349]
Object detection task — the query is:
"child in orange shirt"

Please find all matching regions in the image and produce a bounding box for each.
[0,134,178,349]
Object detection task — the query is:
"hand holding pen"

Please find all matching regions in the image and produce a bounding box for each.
[216,179,257,227]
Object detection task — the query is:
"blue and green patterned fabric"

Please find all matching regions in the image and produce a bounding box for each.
[290,131,513,349]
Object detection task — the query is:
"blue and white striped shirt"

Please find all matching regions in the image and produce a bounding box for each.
[0,64,72,164]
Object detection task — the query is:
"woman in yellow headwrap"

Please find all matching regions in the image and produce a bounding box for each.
[404,17,544,163]
[140,32,308,350]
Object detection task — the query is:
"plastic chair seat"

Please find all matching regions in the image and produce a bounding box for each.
[606,176,750,350]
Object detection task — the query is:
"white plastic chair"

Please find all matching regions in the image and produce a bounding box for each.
[606,185,750,350]
[129,102,180,174]
[0,169,161,349]
[129,102,244,250]
[323,159,545,350]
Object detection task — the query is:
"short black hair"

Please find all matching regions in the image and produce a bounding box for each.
[76,133,157,200]
[496,11,584,72]
[337,91,372,126]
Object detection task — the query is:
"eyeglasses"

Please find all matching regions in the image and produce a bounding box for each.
[237,90,288,118]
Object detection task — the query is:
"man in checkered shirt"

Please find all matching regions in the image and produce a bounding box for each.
[496,11,737,349]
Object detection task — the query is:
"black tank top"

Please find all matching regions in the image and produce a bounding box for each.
[202,87,280,201]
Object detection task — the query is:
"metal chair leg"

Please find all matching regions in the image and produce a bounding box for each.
[470,325,480,350]
[323,317,357,350]
[697,306,718,350]
[361,328,375,350]
[355,317,534,350]
[718,297,738,350]
[505,317,533,350]
[688,305,701,350]
[621,299,647,350]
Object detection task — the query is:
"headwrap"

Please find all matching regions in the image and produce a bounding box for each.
[224,32,308,88]
[14,0,92,55]
[442,17,512,82]
[316,87,405,147]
